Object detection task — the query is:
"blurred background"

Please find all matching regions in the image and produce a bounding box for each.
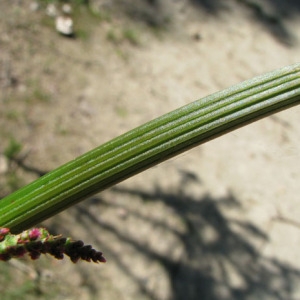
[0,0,300,299]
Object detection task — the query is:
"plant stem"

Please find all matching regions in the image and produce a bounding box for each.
[1,63,300,233]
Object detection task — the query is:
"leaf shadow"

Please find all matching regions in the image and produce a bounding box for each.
[108,0,300,46]
[50,168,300,300]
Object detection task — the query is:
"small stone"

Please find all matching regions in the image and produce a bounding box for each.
[0,155,8,174]
[29,1,39,12]
[62,4,72,15]
[192,32,202,41]
[117,207,128,219]
[46,3,57,17]
[55,15,74,36]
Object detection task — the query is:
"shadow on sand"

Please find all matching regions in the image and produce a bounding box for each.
[48,167,300,300]
[106,0,300,46]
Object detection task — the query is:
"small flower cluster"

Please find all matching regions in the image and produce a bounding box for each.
[0,227,106,264]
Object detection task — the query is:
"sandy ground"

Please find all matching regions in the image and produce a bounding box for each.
[0,1,300,299]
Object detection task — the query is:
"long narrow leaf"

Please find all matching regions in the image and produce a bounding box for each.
[1,63,300,233]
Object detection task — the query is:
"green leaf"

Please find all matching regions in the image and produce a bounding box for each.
[0,63,300,233]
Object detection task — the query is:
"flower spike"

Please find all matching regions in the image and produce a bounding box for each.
[0,227,106,264]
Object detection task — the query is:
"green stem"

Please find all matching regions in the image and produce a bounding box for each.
[1,63,300,233]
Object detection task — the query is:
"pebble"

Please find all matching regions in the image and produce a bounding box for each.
[0,155,9,174]
[46,3,57,17]
[62,4,72,15]
[29,1,39,12]
[55,15,74,36]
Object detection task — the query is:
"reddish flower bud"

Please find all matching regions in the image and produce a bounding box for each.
[0,228,10,235]
[0,228,10,242]
[29,228,42,240]
[29,251,41,260]
[0,253,11,261]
